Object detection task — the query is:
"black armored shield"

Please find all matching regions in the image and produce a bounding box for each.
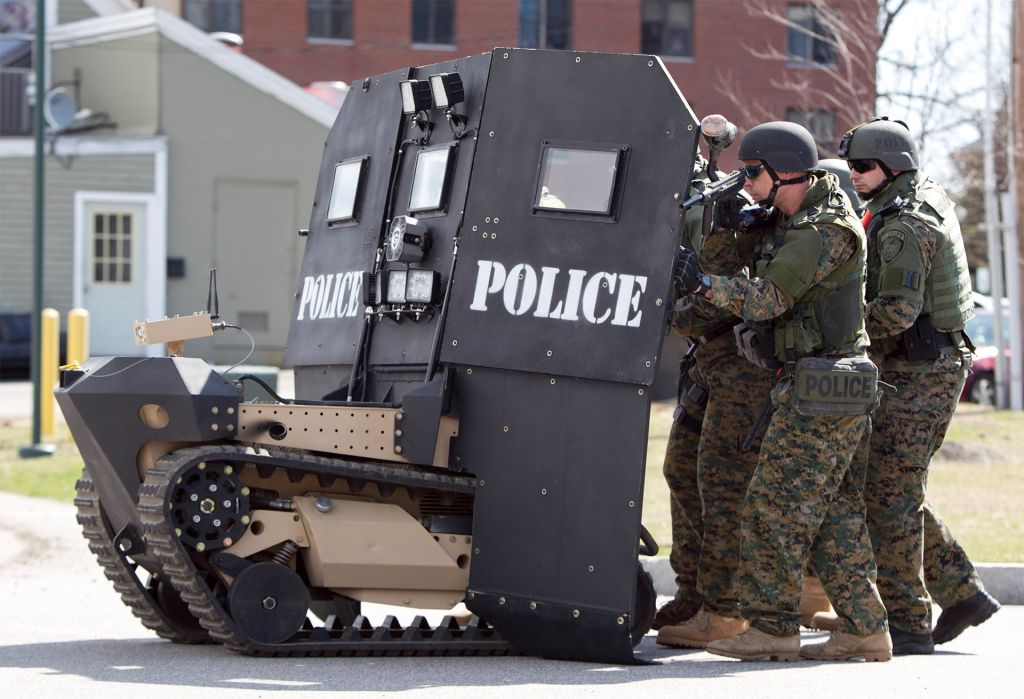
[286,48,698,662]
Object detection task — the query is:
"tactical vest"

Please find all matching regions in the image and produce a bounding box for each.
[866,173,974,331]
[755,172,868,363]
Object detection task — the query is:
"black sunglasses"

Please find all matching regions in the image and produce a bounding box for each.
[849,160,878,174]
[741,164,766,179]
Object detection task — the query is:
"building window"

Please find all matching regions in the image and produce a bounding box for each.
[308,0,353,41]
[183,0,242,34]
[518,0,571,50]
[641,0,693,58]
[786,4,835,65]
[412,0,455,46]
[786,108,836,151]
[92,212,134,284]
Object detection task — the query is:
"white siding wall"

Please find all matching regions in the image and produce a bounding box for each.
[0,153,154,314]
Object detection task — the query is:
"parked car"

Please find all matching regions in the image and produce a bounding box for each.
[0,313,67,380]
[961,306,1011,404]
[0,314,33,379]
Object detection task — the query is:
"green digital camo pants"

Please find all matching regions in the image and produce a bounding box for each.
[697,358,773,617]
[855,353,984,634]
[662,403,704,604]
[738,385,887,637]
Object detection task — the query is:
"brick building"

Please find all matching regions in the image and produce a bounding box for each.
[173,0,879,163]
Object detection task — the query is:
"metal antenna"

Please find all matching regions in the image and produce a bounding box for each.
[206,269,220,320]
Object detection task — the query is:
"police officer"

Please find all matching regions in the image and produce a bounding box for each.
[653,154,713,631]
[655,158,775,648]
[678,121,890,662]
[839,117,1000,654]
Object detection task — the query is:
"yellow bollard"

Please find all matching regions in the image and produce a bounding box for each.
[67,308,90,365]
[40,308,60,438]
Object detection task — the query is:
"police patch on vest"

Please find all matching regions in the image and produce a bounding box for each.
[792,356,879,417]
[880,230,905,263]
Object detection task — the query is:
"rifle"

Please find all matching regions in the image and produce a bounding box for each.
[682,169,744,209]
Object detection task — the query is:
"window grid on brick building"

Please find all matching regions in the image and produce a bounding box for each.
[518,0,572,50]
[786,4,836,66]
[411,0,455,46]
[183,0,242,34]
[641,0,693,58]
[308,0,353,41]
[786,107,837,151]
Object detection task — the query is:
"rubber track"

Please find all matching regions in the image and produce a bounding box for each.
[138,444,517,657]
[75,471,209,644]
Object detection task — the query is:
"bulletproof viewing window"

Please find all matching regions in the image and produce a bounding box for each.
[533,145,623,216]
[408,143,456,214]
[327,156,368,225]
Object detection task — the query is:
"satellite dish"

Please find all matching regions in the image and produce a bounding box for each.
[43,87,77,131]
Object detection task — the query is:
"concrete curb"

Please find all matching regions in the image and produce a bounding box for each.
[641,557,1024,605]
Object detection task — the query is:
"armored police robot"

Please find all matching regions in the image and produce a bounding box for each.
[57,48,699,663]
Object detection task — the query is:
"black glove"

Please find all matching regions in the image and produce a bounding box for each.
[673,246,703,297]
[712,194,747,232]
[714,196,778,235]
[736,204,779,235]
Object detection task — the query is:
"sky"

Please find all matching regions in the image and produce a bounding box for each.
[876,0,1013,189]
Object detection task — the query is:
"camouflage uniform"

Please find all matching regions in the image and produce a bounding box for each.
[686,236,773,618]
[660,158,773,620]
[658,157,714,616]
[705,172,887,638]
[660,373,704,612]
[853,170,985,635]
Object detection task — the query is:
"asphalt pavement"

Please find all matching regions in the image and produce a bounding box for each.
[0,491,1019,698]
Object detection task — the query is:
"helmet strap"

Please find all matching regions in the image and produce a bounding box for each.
[762,162,810,208]
[860,161,897,201]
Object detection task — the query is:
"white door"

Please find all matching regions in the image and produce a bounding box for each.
[82,201,148,356]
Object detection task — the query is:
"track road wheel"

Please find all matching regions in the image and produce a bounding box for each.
[227,562,311,644]
[75,470,210,643]
[631,565,657,646]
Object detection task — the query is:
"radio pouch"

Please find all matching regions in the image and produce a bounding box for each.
[900,314,939,361]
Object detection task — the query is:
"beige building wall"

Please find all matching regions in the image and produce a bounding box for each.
[58,0,100,24]
[156,34,328,365]
[52,33,160,135]
[145,1,181,15]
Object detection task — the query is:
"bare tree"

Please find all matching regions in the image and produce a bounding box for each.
[714,0,977,157]
[714,0,881,154]
[951,86,1012,268]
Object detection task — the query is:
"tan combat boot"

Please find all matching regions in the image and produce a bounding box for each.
[705,627,800,661]
[656,611,748,649]
[657,609,708,647]
[799,576,839,630]
[799,631,892,662]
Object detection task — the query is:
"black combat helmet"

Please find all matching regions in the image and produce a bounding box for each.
[737,121,818,172]
[737,121,818,206]
[819,158,864,214]
[837,116,918,171]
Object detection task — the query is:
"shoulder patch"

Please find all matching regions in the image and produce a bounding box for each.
[879,229,905,263]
